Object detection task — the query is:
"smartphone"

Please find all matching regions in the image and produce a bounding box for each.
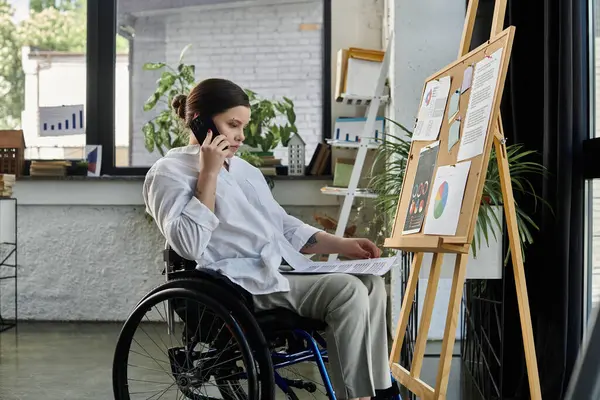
[190,116,226,148]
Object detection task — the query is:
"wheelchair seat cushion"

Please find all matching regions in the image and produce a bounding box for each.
[165,246,327,334]
[255,308,327,333]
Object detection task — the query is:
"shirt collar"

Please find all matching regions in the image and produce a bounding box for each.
[166,145,235,166]
[168,145,200,155]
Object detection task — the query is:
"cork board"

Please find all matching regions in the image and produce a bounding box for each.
[385,27,515,254]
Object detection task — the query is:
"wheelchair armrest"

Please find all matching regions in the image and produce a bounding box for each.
[164,248,197,272]
[162,244,252,308]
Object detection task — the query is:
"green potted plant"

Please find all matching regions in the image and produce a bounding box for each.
[141,44,196,156]
[243,90,298,156]
[368,119,549,263]
[141,44,297,170]
[67,160,88,176]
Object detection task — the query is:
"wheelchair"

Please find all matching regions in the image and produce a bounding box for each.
[112,243,401,400]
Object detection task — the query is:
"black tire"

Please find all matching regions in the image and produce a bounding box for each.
[134,277,275,400]
[113,287,258,400]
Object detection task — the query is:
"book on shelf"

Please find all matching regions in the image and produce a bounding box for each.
[258,156,281,167]
[29,160,70,177]
[307,143,331,176]
[259,167,277,176]
[0,174,15,197]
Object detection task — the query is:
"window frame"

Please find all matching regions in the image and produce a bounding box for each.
[585,0,600,325]
[86,0,332,176]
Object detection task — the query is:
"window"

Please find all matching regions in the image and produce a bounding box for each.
[587,0,600,321]
[90,0,331,174]
[588,180,600,312]
[1,0,87,161]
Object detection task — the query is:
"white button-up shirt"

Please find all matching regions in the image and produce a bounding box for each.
[143,145,322,295]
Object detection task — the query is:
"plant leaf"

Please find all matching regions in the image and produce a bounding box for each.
[179,44,192,63]
[143,92,160,111]
[142,122,156,153]
[143,62,166,70]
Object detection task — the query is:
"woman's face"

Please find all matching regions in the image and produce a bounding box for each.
[212,106,251,158]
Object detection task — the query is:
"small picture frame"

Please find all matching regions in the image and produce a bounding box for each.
[85,145,102,177]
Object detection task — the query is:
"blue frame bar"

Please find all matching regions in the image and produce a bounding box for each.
[293,329,335,399]
[182,328,400,400]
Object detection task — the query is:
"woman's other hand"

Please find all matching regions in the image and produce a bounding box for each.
[338,238,381,259]
[199,130,229,175]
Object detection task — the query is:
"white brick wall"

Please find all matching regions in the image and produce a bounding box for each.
[131,16,167,166]
[131,1,323,167]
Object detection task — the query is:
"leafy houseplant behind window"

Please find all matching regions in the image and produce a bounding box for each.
[141,44,299,170]
[141,44,196,156]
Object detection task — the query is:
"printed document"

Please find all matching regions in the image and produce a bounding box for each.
[457,48,503,161]
[413,76,451,141]
[285,257,397,276]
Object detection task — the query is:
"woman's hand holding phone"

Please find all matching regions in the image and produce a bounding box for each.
[195,130,227,213]
[199,130,229,175]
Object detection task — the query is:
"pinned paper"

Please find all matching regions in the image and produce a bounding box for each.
[457,48,503,161]
[403,141,440,235]
[413,76,452,141]
[424,160,472,236]
[448,90,460,122]
[448,118,461,152]
[461,65,474,93]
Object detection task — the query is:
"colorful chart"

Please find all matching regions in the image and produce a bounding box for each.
[424,88,433,106]
[433,181,449,219]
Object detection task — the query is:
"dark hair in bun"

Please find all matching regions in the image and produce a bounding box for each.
[171,94,187,120]
[172,78,250,128]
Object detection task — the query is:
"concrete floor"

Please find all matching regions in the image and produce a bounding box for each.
[0,323,464,400]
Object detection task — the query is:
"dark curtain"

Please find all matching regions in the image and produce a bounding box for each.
[472,0,589,398]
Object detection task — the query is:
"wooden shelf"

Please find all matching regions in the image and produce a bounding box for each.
[325,139,381,149]
[335,94,389,106]
[384,235,470,254]
[320,186,378,198]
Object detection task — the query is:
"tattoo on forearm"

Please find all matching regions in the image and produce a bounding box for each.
[302,233,318,250]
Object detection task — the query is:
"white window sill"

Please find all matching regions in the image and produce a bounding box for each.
[15,176,340,207]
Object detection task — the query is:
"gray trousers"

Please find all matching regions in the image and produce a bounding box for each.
[253,273,392,399]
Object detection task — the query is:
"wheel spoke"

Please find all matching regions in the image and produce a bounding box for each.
[114,288,255,400]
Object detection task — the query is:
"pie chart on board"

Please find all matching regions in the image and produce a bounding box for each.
[433,181,449,219]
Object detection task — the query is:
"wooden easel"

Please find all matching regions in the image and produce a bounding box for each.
[385,1,542,399]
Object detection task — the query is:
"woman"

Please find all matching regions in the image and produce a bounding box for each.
[143,78,396,400]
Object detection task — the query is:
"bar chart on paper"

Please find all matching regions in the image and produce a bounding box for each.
[39,105,85,136]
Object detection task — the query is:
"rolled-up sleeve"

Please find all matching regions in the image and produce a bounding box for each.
[249,166,322,251]
[283,215,322,251]
[272,202,321,250]
[143,169,219,260]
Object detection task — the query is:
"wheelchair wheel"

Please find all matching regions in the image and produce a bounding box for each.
[133,277,275,399]
[113,287,258,400]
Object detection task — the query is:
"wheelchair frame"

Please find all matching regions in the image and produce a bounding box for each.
[114,242,401,400]
[161,241,337,399]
